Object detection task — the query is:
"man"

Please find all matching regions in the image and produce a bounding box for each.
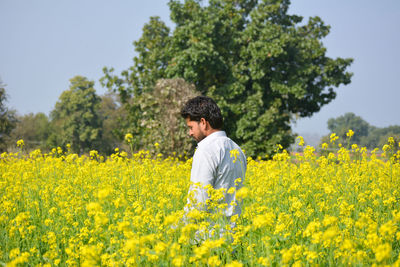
[181,96,246,223]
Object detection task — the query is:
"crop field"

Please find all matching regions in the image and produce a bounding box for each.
[1,138,400,266]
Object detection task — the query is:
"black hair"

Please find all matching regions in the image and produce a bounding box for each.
[181,96,223,129]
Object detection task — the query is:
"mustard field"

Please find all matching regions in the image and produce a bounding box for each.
[1,139,400,266]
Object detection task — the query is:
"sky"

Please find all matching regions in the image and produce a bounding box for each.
[1,0,399,138]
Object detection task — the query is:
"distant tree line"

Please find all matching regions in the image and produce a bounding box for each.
[320,112,400,150]
[1,76,120,154]
[1,76,198,156]
[2,84,398,155]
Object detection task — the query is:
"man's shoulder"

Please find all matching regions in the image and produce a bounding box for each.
[203,134,241,153]
[200,132,226,144]
[214,134,240,148]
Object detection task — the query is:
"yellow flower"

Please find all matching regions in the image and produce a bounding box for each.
[296,136,305,146]
[257,257,269,266]
[97,188,111,200]
[330,133,339,143]
[234,177,242,186]
[375,243,392,262]
[90,150,98,158]
[322,215,338,227]
[9,248,20,259]
[86,202,101,216]
[304,250,318,263]
[346,129,354,138]
[236,187,249,200]
[252,212,275,229]
[388,137,395,145]
[230,148,240,163]
[281,248,293,264]
[322,227,337,243]
[225,261,243,267]
[172,256,185,267]
[379,220,397,240]
[124,133,133,143]
[208,255,221,267]
[227,187,236,194]
[16,139,24,148]
[154,241,167,254]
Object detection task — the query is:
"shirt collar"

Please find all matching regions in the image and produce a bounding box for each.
[198,130,226,148]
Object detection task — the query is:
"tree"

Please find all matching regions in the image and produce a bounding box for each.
[102,0,353,157]
[49,76,102,153]
[97,92,127,154]
[360,125,400,150]
[9,112,50,151]
[0,79,16,152]
[327,112,370,144]
[136,78,199,156]
[322,113,400,151]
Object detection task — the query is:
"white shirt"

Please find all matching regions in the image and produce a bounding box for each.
[186,131,246,218]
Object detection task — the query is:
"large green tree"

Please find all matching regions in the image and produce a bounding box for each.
[49,76,102,153]
[102,0,353,157]
[0,80,16,152]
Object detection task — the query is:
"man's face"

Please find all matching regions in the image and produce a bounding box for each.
[185,117,206,142]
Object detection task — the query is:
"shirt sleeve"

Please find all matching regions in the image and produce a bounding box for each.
[185,147,217,211]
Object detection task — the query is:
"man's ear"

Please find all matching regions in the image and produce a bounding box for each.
[200,118,207,129]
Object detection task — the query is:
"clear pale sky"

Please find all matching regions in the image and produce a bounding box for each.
[1,0,399,136]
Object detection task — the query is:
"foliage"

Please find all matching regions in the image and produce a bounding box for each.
[322,112,400,151]
[9,112,50,151]
[327,112,370,145]
[361,125,400,151]
[134,78,199,156]
[49,76,102,153]
[0,81,16,152]
[1,139,399,265]
[98,92,127,154]
[102,0,353,157]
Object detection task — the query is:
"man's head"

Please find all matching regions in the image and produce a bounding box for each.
[181,96,223,142]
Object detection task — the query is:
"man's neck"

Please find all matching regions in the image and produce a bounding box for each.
[204,128,220,137]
